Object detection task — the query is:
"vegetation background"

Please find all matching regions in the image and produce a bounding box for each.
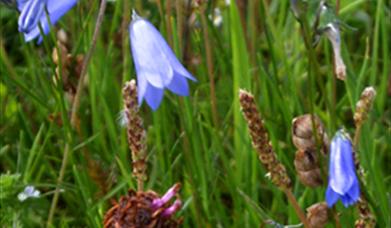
[0,0,390,227]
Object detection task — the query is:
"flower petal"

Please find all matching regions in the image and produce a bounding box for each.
[22,0,77,42]
[129,19,174,88]
[341,178,360,207]
[18,0,46,33]
[136,72,148,105]
[163,45,196,81]
[325,184,340,207]
[166,72,189,96]
[329,133,355,194]
[144,84,164,111]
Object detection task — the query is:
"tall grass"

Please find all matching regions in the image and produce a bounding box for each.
[1,0,390,227]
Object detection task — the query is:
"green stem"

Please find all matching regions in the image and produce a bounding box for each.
[47,1,107,226]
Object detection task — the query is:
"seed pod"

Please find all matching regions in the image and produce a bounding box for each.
[292,114,328,153]
[294,149,318,172]
[294,150,323,187]
[297,168,323,187]
[307,202,329,228]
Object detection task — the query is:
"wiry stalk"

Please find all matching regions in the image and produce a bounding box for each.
[200,4,219,128]
[47,0,107,226]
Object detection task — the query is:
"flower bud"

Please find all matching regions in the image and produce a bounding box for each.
[306,202,329,228]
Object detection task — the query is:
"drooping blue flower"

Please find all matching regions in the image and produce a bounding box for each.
[17,0,78,42]
[129,11,196,111]
[326,129,360,207]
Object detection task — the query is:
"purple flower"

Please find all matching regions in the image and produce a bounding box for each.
[17,0,78,42]
[151,183,181,210]
[129,11,196,111]
[326,129,360,207]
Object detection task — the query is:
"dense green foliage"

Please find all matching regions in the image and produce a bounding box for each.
[1,0,390,227]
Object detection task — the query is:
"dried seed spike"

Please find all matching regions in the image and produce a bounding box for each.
[354,196,376,228]
[239,89,291,190]
[354,86,376,127]
[122,80,147,190]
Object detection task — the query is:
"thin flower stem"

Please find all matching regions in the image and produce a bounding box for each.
[200,6,219,128]
[284,189,310,228]
[47,1,107,226]
[336,0,341,15]
[332,207,342,228]
[165,0,173,47]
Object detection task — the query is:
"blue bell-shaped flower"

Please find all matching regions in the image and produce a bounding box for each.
[17,0,78,42]
[129,11,196,111]
[326,129,360,207]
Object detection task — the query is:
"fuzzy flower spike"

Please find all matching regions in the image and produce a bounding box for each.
[129,11,196,111]
[326,129,360,207]
[17,0,78,42]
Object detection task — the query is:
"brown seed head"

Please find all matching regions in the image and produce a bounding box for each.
[239,89,291,190]
[354,87,376,127]
[355,196,376,228]
[291,114,328,153]
[123,80,147,180]
[306,202,329,228]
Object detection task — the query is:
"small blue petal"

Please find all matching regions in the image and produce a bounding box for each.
[18,0,46,33]
[18,0,77,42]
[167,72,189,96]
[144,84,164,111]
[136,72,148,105]
[325,184,340,207]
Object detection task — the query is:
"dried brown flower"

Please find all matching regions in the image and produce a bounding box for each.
[292,114,328,187]
[291,114,328,153]
[294,150,323,187]
[104,186,182,228]
[306,202,329,228]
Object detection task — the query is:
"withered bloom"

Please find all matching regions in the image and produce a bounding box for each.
[306,202,329,228]
[292,114,328,187]
[291,114,328,153]
[294,150,323,187]
[104,183,182,228]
